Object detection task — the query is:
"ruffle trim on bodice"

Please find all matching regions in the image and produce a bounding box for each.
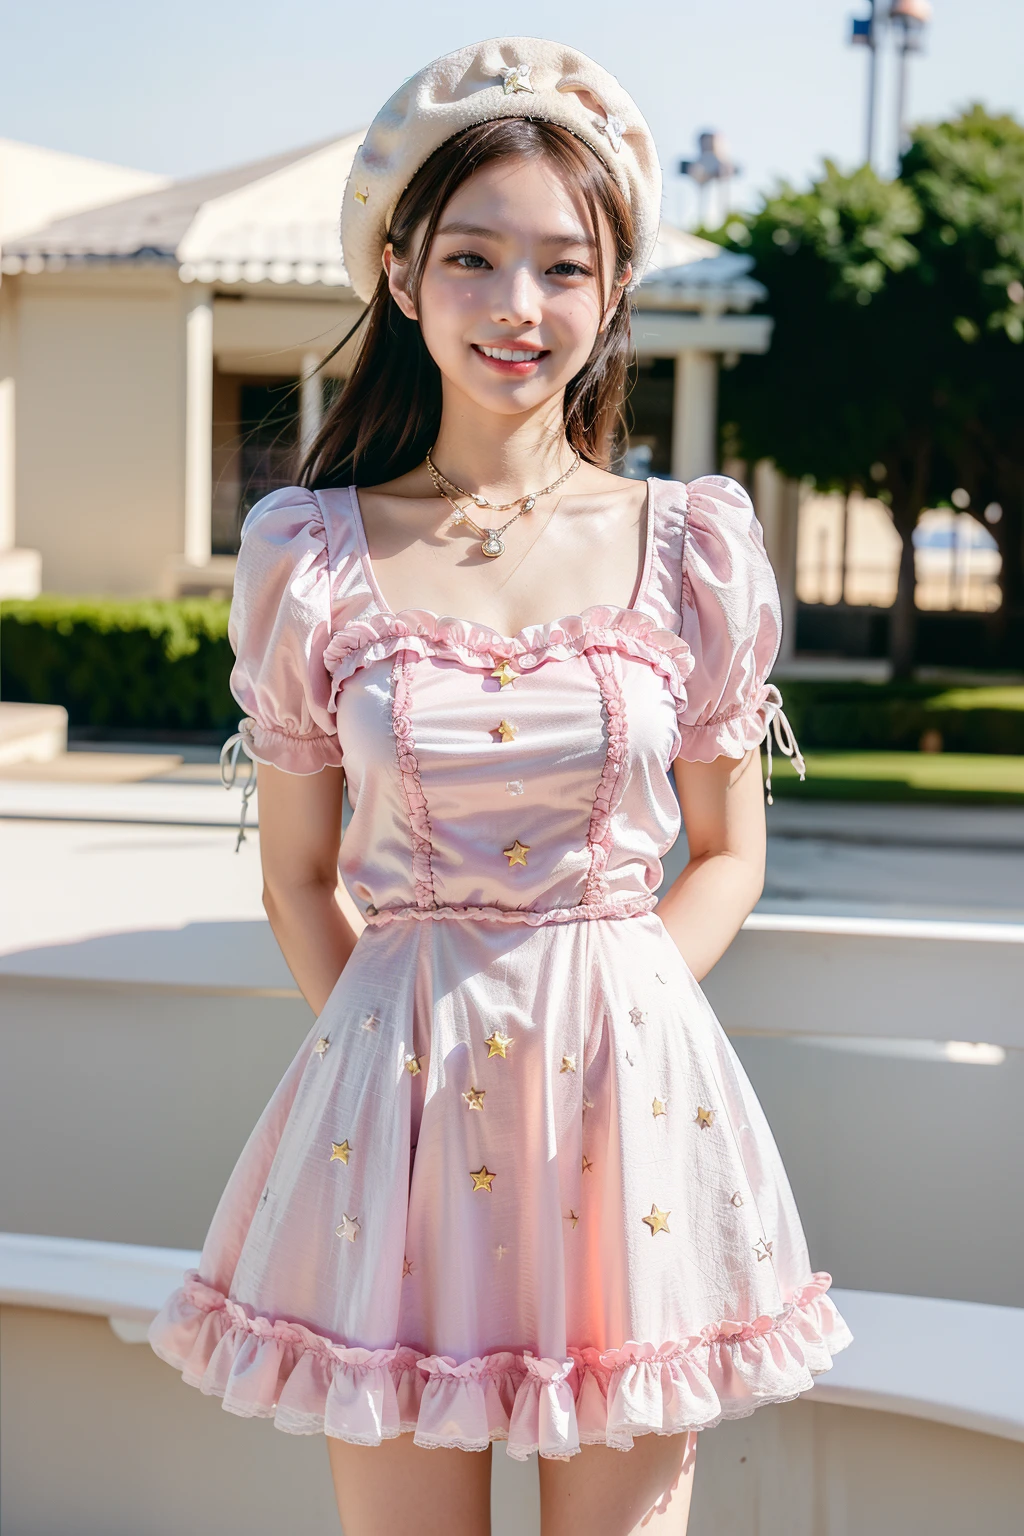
[323,605,697,711]
[149,1271,852,1460]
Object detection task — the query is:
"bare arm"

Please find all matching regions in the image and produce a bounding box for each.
[256,762,364,1016]
[656,749,767,983]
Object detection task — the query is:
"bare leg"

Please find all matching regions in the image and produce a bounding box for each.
[539,1431,697,1536]
[327,1433,493,1536]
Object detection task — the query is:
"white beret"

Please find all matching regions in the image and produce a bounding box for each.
[340,36,663,303]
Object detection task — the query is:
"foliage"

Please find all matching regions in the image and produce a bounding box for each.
[776,678,1024,755]
[717,106,1024,676]
[900,108,1024,632]
[0,596,237,734]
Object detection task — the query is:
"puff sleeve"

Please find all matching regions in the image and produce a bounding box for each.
[227,487,344,775]
[675,476,805,794]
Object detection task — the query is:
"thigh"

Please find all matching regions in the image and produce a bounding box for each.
[327,1432,493,1536]
[539,1431,697,1536]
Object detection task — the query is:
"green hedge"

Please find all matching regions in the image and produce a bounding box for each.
[0,597,237,734]
[3,597,1023,750]
[776,680,1024,755]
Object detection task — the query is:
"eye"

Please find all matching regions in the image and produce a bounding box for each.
[443,251,491,270]
[548,260,592,278]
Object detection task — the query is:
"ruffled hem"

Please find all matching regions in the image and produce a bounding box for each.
[149,1271,853,1460]
[239,716,344,776]
[323,605,697,713]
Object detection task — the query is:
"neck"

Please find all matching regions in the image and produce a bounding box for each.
[429,387,573,500]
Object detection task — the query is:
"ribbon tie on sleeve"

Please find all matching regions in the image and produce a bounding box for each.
[761,686,807,806]
[220,726,257,851]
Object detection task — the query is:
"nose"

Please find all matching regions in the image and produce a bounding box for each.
[491,263,544,328]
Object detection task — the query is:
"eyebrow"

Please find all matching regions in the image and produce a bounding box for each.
[436,220,597,248]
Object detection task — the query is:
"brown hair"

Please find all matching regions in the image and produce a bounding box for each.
[299,118,635,490]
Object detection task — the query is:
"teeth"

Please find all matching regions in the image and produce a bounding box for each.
[479,346,541,362]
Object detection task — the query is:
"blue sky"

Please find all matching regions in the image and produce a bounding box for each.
[5,1,1022,221]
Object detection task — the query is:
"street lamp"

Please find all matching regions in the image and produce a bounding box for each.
[678,132,740,230]
[890,0,932,153]
[849,1,880,167]
[849,2,932,169]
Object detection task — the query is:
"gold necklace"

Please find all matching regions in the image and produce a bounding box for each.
[425,447,581,558]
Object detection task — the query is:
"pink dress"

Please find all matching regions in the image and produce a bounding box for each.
[149,474,852,1459]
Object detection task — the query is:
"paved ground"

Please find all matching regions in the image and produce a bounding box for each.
[3,748,1023,954]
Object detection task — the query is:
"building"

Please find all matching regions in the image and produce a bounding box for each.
[0,134,773,600]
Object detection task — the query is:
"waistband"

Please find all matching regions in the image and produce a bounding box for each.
[362,891,658,928]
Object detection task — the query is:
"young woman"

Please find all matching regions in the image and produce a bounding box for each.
[150,37,852,1536]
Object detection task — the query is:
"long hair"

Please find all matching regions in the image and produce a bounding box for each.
[300,118,636,489]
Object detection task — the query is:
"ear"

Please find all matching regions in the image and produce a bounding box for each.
[598,261,632,332]
[383,243,418,322]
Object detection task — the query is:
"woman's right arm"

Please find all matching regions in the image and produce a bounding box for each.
[257,761,362,1017]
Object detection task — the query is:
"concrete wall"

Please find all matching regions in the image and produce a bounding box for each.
[13,268,186,594]
[3,1305,1021,1536]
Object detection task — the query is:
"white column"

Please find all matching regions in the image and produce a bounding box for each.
[671,349,718,483]
[299,352,323,459]
[183,289,213,568]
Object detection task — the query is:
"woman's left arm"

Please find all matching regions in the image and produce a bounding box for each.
[656,748,767,983]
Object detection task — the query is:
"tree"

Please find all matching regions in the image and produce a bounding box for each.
[900,108,1024,651]
[718,109,1024,676]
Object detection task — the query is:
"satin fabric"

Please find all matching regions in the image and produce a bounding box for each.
[149,475,852,1458]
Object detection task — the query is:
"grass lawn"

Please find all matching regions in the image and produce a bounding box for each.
[765,750,1024,805]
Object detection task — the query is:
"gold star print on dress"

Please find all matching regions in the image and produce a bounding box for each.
[695,1105,715,1129]
[642,1205,671,1236]
[485,1030,514,1058]
[651,1097,667,1119]
[754,1238,774,1262]
[404,1054,424,1076]
[581,1155,593,1174]
[336,1214,361,1242]
[503,840,529,867]
[496,720,517,742]
[402,1256,414,1277]
[313,1037,330,1058]
[330,1140,351,1164]
[560,1054,577,1074]
[462,1086,486,1110]
[491,661,518,688]
[629,1006,645,1027]
[566,1210,579,1229]
[470,1166,496,1192]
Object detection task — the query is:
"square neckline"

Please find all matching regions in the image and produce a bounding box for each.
[344,478,658,646]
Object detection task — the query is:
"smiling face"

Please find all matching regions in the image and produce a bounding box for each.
[385,155,630,418]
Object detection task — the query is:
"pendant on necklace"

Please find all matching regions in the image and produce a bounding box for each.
[481,532,504,558]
